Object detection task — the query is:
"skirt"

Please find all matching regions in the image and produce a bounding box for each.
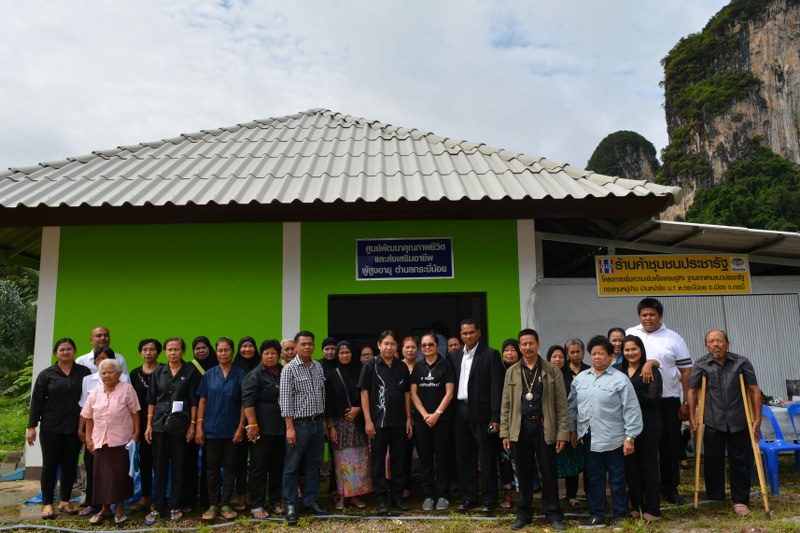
[330,418,372,497]
[557,441,585,478]
[93,445,133,504]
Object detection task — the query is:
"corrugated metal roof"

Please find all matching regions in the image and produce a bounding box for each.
[0,109,683,209]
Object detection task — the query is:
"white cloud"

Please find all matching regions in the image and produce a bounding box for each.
[0,0,729,171]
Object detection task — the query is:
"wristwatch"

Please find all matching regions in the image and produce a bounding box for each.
[625,435,636,443]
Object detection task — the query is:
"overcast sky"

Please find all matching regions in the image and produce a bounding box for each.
[0,0,729,172]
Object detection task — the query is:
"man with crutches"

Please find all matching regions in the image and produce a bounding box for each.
[687,330,762,517]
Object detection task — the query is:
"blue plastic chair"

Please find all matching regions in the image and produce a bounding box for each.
[759,404,800,495]
[787,402,800,470]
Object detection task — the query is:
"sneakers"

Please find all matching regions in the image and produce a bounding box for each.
[733,503,751,516]
[579,516,605,529]
[422,498,434,511]
[435,497,449,511]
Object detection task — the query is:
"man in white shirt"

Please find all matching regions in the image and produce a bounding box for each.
[626,297,692,504]
[75,326,128,374]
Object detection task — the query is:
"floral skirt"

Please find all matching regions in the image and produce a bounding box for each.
[331,418,372,497]
[557,441,585,477]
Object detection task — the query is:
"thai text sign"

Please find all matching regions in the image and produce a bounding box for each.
[596,254,751,297]
[357,238,454,280]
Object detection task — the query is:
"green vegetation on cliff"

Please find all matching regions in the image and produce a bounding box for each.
[686,145,800,231]
[586,131,659,178]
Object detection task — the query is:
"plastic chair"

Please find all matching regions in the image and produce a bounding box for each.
[787,402,800,470]
[759,404,800,495]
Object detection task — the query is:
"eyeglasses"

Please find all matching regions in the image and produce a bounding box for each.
[420,343,437,348]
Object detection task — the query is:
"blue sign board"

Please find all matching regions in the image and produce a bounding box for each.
[356,238,454,280]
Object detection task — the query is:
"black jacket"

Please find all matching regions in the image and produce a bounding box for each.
[451,343,504,424]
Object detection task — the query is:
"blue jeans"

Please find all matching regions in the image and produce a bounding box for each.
[282,419,324,506]
[583,431,628,519]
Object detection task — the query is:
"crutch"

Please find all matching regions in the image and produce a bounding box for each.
[739,372,770,517]
[693,373,707,510]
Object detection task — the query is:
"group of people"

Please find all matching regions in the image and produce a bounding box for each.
[26,297,763,529]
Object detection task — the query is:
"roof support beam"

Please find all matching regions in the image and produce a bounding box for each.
[6,233,42,258]
[746,236,786,255]
[536,231,800,268]
[668,227,704,247]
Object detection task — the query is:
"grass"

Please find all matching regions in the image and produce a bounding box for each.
[0,395,27,463]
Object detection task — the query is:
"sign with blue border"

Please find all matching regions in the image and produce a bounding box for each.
[356,238,454,280]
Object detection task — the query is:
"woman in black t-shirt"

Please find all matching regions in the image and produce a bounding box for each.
[129,339,162,512]
[410,332,456,511]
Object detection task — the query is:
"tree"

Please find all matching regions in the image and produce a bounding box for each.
[586,131,660,181]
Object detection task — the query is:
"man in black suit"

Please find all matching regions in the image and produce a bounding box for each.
[450,318,505,511]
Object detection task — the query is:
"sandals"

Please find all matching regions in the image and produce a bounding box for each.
[202,507,218,521]
[220,505,238,520]
[251,507,269,519]
[114,514,128,524]
[233,496,247,511]
[78,505,98,517]
[335,497,345,511]
[89,512,113,524]
[272,503,285,514]
[58,503,79,515]
[144,511,160,525]
[41,505,56,520]
[170,509,183,521]
[500,491,513,509]
[350,497,366,509]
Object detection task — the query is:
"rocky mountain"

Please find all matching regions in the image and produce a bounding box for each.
[586,131,660,182]
[660,0,800,219]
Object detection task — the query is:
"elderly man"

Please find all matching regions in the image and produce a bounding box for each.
[626,297,691,504]
[500,328,569,531]
[688,330,761,517]
[279,330,327,525]
[280,338,296,365]
[76,326,128,374]
[569,335,642,529]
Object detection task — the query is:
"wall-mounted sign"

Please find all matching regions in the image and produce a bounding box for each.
[356,238,454,280]
[595,254,751,297]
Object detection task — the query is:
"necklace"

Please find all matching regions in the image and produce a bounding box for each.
[426,357,441,379]
[521,363,539,401]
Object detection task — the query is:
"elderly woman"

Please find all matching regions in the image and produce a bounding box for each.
[547,344,584,507]
[499,339,522,509]
[243,339,286,518]
[568,336,643,529]
[80,358,141,524]
[144,337,200,525]
[27,338,91,519]
[196,337,247,521]
[410,333,455,511]
[130,339,163,513]
[326,340,371,510]
[614,335,662,521]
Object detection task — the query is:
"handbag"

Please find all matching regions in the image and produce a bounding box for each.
[163,410,190,436]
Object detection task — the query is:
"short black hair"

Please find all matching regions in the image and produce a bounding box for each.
[704,329,729,343]
[260,338,282,354]
[53,337,76,353]
[459,318,479,330]
[545,345,565,362]
[586,335,614,356]
[138,338,162,354]
[517,328,539,342]
[294,330,315,343]
[607,327,625,338]
[93,346,116,361]
[637,297,664,316]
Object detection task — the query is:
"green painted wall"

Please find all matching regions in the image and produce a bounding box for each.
[54,223,283,361]
[300,219,521,348]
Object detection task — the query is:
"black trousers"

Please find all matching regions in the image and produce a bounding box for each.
[625,426,661,516]
[510,418,562,522]
[182,441,208,509]
[205,439,237,506]
[454,402,498,505]
[703,426,752,505]
[371,426,407,500]
[83,446,97,507]
[249,434,285,509]
[139,439,154,500]
[233,441,249,497]
[40,431,82,505]
[414,418,453,500]
[658,397,682,496]
[152,432,187,513]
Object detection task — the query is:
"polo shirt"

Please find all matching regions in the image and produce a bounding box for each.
[410,355,456,422]
[197,365,247,439]
[626,323,692,398]
[146,362,200,432]
[241,364,284,436]
[358,356,410,428]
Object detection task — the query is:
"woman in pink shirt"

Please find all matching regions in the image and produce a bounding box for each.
[81,358,141,524]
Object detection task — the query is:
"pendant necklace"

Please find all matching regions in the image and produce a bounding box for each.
[522,363,539,401]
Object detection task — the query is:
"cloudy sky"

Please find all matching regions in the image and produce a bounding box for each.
[0,0,729,172]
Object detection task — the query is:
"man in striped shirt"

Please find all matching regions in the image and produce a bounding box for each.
[626,297,692,505]
[279,330,327,524]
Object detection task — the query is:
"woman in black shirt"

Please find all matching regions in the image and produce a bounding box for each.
[27,338,91,519]
[410,332,456,511]
[144,337,199,524]
[129,339,162,512]
[232,335,258,509]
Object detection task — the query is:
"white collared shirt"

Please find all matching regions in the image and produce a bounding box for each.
[457,343,478,400]
[76,351,128,374]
